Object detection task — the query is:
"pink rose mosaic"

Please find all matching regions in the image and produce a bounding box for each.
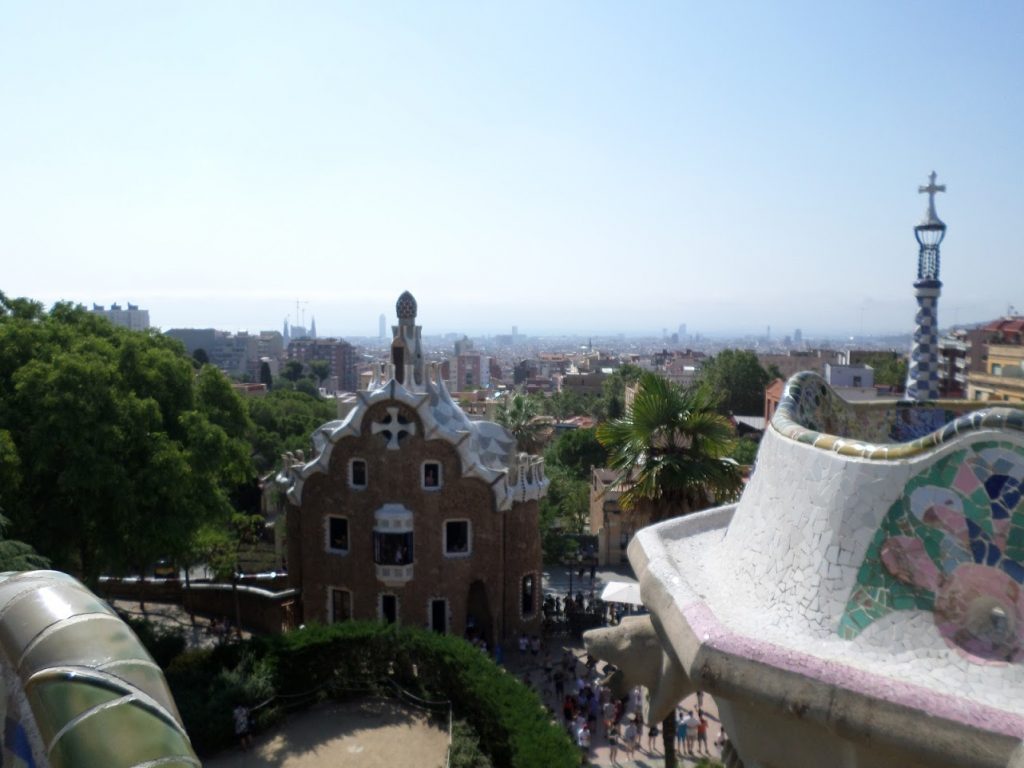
[840,441,1024,663]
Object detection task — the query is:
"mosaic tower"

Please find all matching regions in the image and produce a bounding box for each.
[391,290,424,386]
[905,172,947,401]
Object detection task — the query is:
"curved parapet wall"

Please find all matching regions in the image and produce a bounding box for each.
[0,570,199,768]
[774,370,1024,459]
[589,373,1024,767]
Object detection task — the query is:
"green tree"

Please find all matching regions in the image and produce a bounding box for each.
[282,360,305,382]
[192,348,210,367]
[597,372,743,519]
[546,428,608,480]
[308,359,331,387]
[538,466,589,561]
[698,349,770,415]
[259,360,273,390]
[597,372,744,768]
[295,378,320,398]
[200,511,264,638]
[0,295,255,584]
[0,513,49,571]
[247,389,337,472]
[859,353,908,388]
[496,392,545,454]
[540,468,589,532]
[730,437,760,466]
[540,390,592,420]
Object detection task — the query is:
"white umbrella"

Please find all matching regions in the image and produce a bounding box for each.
[600,580,643,606]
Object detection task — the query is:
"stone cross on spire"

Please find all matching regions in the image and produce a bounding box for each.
[919,171,946,224]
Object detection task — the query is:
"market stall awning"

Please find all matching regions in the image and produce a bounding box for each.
[600,580,643,606]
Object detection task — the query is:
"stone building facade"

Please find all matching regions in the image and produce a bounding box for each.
[281,292,547,645]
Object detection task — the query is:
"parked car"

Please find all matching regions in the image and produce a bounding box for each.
[153,559,178,579]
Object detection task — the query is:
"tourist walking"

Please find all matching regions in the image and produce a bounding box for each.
[623,717,638,760]
[233,704,253,750]
[647,722,660,753]
[576,722,591,764]
[607,723,620,764]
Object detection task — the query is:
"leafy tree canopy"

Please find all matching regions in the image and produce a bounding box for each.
[697,349,770,415]
[496,392,546,454]
[545,428,608,481]
[258,360,273,390]
[247,389,337,472]
[0,293,255,583]
[538,465,590,561]
[858,352,908,388]
[0,513,49,572]
[597,372,743,518]
[281,360,305,382]
[308,359,331,385]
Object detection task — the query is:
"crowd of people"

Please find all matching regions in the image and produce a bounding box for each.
[509,637,726,766]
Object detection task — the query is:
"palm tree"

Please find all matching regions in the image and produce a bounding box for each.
[495,391,545,454]
[598,372,743,517]
[596,372,743,768]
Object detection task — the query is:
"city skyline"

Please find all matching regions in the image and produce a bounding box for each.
[2,3,1021,336]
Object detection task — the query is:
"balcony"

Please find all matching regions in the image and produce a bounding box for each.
[375,563,414,585]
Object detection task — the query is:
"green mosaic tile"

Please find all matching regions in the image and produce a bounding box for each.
[892,593,917,610]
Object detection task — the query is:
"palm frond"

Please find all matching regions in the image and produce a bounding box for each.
[597,372,743,518]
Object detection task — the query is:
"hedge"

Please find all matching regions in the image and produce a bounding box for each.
[163,622,577,768]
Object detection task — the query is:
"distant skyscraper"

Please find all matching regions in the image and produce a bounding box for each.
[283,318,291,346]
[91,302,149,331]
[794,328,803,344]
[906,172,947,401]
[310,315,317,339]
[379,313,387,339]
[678,323,687,340]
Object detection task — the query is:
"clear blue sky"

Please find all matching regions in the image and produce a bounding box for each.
[1,2,1021,337]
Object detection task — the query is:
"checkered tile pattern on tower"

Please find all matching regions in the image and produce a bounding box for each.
[907,292,940,401]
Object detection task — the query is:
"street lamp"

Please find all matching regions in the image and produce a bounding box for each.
[565,549,583,606]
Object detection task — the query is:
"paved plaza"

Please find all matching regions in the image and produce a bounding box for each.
[204,699,449,768]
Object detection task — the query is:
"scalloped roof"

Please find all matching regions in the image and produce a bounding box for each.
[285,366,547,511]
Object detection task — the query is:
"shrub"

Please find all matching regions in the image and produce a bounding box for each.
[122,615,187,669]
[450,719,494,768]
[164,644,278,755]
[165,622,577,768]
[267,623,577,768]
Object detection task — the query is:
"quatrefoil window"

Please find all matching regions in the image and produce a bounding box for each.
[371,407,416,450]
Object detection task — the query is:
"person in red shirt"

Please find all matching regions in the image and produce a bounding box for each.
[697,713,710,755]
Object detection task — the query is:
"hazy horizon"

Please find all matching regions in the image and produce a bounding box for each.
[3,3,1021,338]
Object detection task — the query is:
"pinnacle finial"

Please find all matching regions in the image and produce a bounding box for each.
[918,171,946,228]
[396,291,417,322]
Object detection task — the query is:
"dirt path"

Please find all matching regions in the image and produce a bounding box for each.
[203,699,449,768]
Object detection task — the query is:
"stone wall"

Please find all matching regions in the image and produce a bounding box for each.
[97,577,297,635]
